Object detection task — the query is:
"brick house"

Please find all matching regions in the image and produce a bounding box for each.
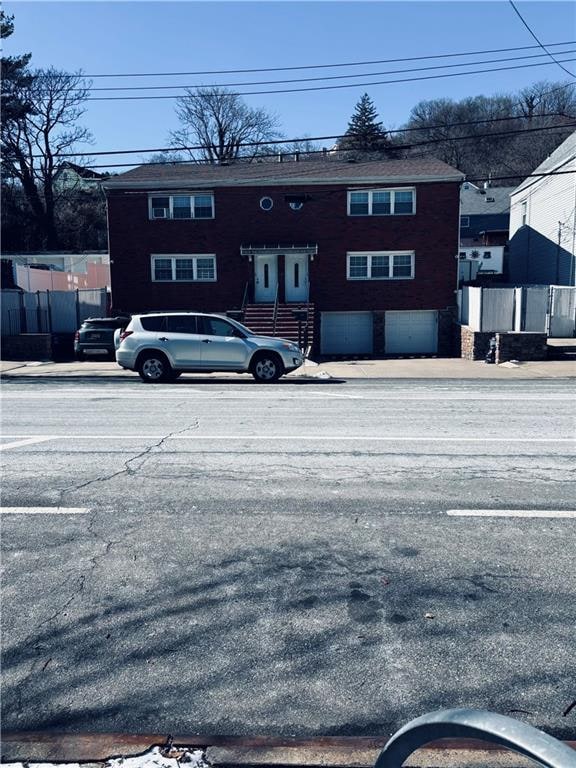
[103,156,463,356]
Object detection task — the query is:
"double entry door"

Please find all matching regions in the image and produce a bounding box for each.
[254,253,309,302]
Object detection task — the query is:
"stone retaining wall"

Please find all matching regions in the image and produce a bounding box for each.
[495,332,548,364]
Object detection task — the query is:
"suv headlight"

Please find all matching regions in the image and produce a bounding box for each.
[281,342,301,354]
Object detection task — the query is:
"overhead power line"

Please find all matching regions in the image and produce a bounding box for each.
[86,57,576,100]
[70,123,576,170]
[38,113,574,160]
[508,1,576,80]
[81,49,576,92]
[38,40,575,79]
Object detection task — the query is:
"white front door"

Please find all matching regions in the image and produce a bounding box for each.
[254,255,278,302]
[285,254,309,302]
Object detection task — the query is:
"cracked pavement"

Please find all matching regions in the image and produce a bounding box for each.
[1,378,575,739]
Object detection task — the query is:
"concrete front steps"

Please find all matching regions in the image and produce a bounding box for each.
[243,303,315,347]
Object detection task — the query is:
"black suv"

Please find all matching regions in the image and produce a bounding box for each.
[74,316,130,360]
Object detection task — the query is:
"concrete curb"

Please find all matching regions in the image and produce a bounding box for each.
[1,358,576,380]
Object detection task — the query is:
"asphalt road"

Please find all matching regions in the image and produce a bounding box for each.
[1,376,575,741]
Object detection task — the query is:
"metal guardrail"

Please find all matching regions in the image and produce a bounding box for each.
[375,708,576,768]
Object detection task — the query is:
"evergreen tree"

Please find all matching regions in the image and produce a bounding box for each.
[339,93,391,156]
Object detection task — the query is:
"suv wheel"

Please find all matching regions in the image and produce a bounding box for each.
[138,353,172,383]
[251,352,283,383]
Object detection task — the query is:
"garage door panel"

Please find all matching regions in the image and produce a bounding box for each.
[321,312,373,354]
[385,310,438,354]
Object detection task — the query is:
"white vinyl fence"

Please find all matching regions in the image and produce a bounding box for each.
[1,288,108,336]
[458,285,576,337]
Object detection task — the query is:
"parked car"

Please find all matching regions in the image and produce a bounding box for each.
[75,316,131,360]
[116,312,304,383]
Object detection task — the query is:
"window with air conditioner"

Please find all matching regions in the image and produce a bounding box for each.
[149,194,214,220]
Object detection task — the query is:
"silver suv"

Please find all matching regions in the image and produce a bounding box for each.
[116,312,304,383]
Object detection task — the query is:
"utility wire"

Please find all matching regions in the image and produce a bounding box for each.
[86,57,576,100]
[35,112,574,160]
[81,49,576,92]
[508,0,576,79]
[37,40,575,79]
[73,123,576,170]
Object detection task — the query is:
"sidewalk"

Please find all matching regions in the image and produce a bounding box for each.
[1,357,575,380]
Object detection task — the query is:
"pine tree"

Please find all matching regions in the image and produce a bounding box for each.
[339,93,390,156]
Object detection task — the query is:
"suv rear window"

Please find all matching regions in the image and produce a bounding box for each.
[140,315,167,332]
[82,319,127,329]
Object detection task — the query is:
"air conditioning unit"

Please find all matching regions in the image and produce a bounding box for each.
[153,208,168,219]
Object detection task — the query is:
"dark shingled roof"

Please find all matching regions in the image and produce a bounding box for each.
[104,156,463,189]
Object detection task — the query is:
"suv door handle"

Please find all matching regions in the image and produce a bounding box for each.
[158,337,168,341]
[202,339,212,343]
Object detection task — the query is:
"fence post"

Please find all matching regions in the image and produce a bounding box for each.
[19,291,27,334]
[46,290,52,333]
[36,291,42,333]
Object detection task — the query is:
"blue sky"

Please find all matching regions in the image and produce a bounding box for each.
[3,1,575,169]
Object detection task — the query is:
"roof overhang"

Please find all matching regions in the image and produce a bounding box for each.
[240,243,318,257]
[103,173,464,191]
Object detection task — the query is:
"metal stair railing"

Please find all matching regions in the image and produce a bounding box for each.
[375,708,576,768]
[272,283,279,336]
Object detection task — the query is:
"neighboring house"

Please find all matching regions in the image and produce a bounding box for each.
[6,252,110,291]
[53,162,104,192]
[459,181,515,278]
[508,130,576,286]
[103,157,463,356]
[458,245,505,277]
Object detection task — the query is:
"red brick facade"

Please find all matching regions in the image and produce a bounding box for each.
[107,179,460,316]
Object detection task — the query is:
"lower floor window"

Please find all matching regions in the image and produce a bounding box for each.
[347,251,415,280]
[151,254,216,282]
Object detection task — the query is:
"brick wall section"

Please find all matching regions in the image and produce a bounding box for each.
[1,334,52,360]
[107,181,460,316]
[496,332,548,363]
[460,325,494,360]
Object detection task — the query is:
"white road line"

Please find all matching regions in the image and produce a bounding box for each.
[1,391,574,401]
[1,434,574,443]
[0,437,54,451]
[447,509,576,518]
[0,507,90,515]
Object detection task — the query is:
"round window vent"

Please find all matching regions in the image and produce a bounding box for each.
[260,196,273,211]
[289,201,303,211]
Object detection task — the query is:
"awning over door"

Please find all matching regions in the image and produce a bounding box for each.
[240,243,318,257]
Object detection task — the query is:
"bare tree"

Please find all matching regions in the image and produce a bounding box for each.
[1,67,93,248]
[401,82,575,184]
[170,86,282,164]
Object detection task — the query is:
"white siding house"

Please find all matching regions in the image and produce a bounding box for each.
[508,131,576,286]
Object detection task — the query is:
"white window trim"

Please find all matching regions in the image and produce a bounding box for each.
[148,193,215,220]
[347,251,415,280]
[347,187,416,216]
[151,254,217,282]
[460,216,470,227]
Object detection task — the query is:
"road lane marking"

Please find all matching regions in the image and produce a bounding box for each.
[1,434,574,443]
[0,507,90,515]
[0,437,54,451]
[1,391,574,401]
[447,509,576,518]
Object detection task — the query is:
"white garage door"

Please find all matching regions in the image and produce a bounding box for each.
[321,312,373,354]
[385,310,438,354]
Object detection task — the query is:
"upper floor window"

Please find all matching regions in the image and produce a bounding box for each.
[151,254,216,282]
[149,193,214,220]
[347,251,415,280]
[348,188,415,216]
[520,200,528,227]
